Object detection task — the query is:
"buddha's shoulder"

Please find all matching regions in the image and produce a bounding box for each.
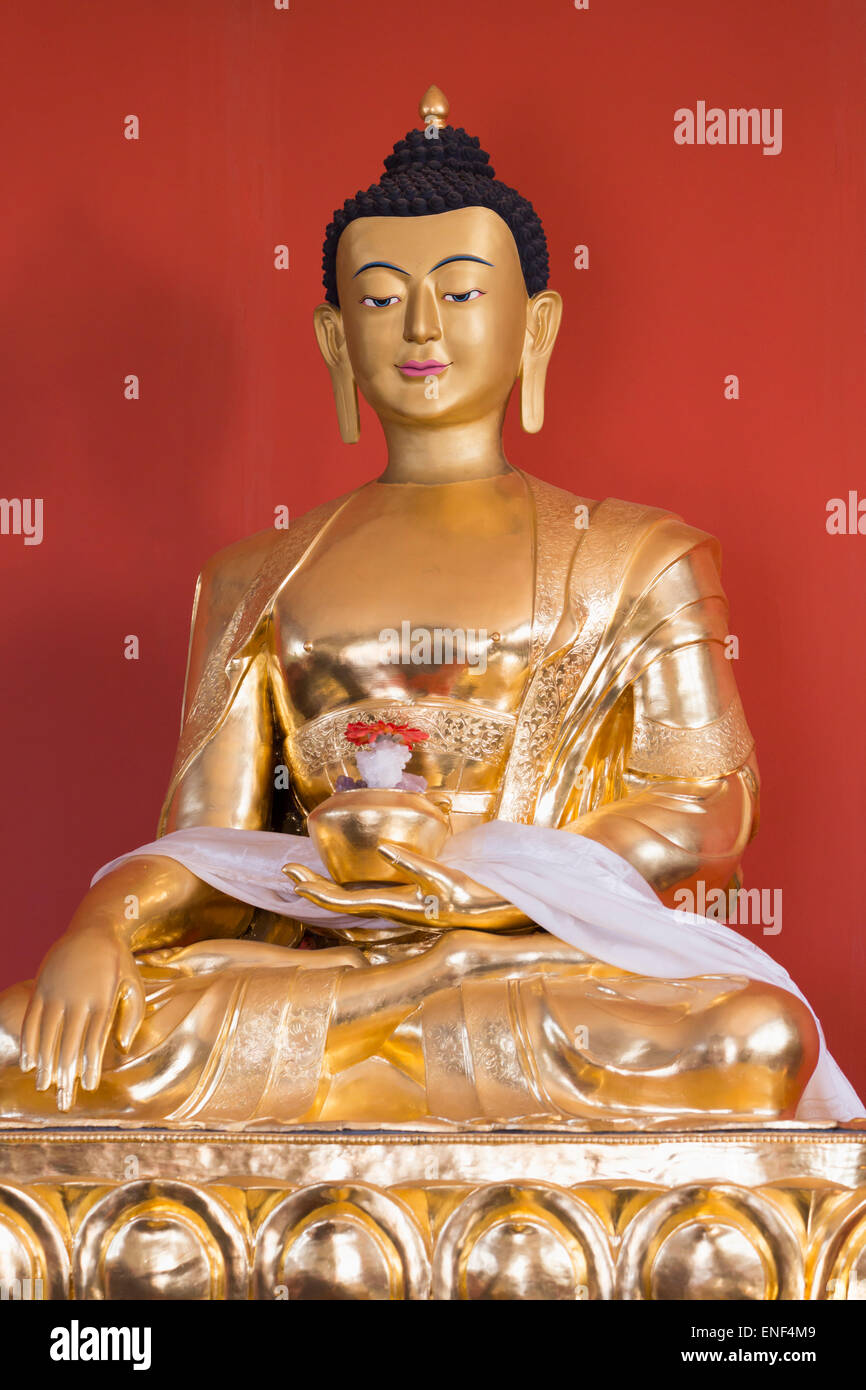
[197,486,362,594]
[522,472,717,556]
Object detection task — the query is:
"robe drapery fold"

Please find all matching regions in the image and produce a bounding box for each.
[1,944,347,1127]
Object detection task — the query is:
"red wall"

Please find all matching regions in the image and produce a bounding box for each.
[2,0,864,1095]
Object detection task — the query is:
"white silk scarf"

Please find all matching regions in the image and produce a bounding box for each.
[93,821,864,1123]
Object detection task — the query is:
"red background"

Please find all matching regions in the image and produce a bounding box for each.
[2,1,864,1094]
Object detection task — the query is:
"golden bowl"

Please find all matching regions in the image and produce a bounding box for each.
[307,789,451,886]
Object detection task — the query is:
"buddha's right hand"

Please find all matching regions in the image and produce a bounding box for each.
[19,923,145,1111]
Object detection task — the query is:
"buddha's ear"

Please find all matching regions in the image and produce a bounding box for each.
[519,290,563,434]
[313,302,361,444]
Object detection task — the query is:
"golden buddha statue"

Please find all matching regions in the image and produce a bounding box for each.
[0,87,857,1132]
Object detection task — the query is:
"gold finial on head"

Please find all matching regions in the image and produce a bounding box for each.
[419,84,450,130]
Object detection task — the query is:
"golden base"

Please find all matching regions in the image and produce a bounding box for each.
[1,1127,865,1300]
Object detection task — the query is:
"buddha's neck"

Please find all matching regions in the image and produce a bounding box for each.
[377,412,511,485]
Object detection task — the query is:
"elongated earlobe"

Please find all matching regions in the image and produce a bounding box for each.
[332,363,361,444]
[520,358,546,434]
[313,303,361,444]
[519,290,563,435]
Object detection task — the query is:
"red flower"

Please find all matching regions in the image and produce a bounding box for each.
[345,719,429,749]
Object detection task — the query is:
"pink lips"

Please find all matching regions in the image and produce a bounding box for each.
[398,360,450,377]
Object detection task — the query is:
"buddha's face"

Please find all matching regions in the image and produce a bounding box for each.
[330,206,533,427]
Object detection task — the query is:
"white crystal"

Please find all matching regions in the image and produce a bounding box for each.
[355,739,412,789]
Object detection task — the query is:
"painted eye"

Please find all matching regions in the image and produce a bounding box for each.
[443,289,483,303]
[361,295,400,308]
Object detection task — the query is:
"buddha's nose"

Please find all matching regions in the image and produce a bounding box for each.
[403,282,442,345]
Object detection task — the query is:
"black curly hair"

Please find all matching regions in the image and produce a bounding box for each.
[321,124,549,307]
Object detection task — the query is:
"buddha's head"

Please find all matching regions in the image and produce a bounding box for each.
[314,87,562,445]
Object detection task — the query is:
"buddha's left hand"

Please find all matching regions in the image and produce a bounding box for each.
[282,845,530,930]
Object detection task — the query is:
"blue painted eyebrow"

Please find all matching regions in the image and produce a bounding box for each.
[352,254,495,279]
[352,261,409,279]
[428,255,494,272]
